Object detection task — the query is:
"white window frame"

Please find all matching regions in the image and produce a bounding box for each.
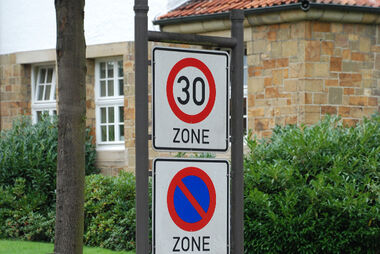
[95,57,125,150]
[31,64,57,123]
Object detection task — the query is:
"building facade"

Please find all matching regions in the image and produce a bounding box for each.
[156,0,380,136]
[1,0,379,174]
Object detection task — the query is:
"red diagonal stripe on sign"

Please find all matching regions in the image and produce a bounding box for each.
[177,180,207,218]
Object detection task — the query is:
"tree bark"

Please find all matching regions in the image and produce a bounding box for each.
[54,0,86,253]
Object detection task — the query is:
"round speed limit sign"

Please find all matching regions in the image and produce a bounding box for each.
[153,47,229,151]
[166,57,216,124]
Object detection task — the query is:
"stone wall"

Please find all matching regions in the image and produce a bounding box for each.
[0,54,31,130]
[124,42,136,173]
[1,19,379,174]
[85,59,96,132]
[247,21,380,138]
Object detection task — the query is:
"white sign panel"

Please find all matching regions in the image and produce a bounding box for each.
[153,158,230,254]
[153,47,229,151]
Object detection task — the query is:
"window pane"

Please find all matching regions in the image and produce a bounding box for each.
[45,85,51,100]
[107,62,114,78]
[100,62,106,79]
[119,79,124,96]
[118,61,123,77]
[108,80,114,96]
[101,126,107,141]
[108,107,114,123]
[119,125,124,141]
[37,111,42,122]
[100,80,106,97]
[40,69,46,83]
[119,106,124,123]
[47,68,53,83]
[109,125,115,141]
[37,85,44,100]
[100,107,106,123]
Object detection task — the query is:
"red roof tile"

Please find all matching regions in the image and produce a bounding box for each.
[158,0,380,20]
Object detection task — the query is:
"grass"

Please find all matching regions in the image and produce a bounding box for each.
[0,240,135,254]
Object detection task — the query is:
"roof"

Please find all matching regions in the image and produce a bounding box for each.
[158,0,380,20]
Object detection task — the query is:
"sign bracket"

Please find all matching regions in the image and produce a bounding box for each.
[148,31,237,48]
[134,0,244,253]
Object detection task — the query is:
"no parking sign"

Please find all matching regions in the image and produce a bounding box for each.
[153,47,229,151]
[153,158,229,254]
[167,166,216,232]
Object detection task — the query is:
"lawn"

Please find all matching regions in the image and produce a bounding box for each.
[0,240,135,254]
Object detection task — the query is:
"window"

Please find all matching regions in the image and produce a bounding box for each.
[98,60,124,97]
[32,65,57,123]
[99,106,124,142]
[95,58,124,149]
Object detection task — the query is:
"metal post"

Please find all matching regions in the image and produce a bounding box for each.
[134,0,149,253]
[230,9,244,254]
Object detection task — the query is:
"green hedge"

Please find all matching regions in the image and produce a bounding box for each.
[1,115,379,253]
[0,116,98,197]
[0,116,98,241]
[0,178,56,242]
[0,173,138,251]
[84,173,137,250]
[244,115,380,253]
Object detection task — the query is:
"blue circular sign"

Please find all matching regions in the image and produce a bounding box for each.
[167,167,216,231]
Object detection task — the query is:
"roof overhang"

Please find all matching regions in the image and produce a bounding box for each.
[154,3,380,34]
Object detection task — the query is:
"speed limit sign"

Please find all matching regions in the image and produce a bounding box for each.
[153,47,229,151]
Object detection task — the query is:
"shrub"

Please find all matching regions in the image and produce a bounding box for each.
[244,115,380,253]
[0,115,98,241]
[3,114,379,253]
[0,116,98,199]
[0,172,139,251]
[174,152,216,158]
[84,172,137,251]
[0,177,55,241]
[0,117,59,212]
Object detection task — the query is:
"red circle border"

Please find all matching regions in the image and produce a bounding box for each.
[166,58,216,124]
[167,167,216,232]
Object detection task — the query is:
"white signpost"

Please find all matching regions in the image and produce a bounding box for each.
[153,47,229,151]
[153,158,229,254]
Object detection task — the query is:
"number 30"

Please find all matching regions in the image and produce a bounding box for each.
[176,76,205,106]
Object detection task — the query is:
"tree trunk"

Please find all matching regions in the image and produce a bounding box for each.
[54,0,86,253]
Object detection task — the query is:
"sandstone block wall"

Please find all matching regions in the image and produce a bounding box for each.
[1,21,379,174]
[0,55,31,130]
[247,21,379,138]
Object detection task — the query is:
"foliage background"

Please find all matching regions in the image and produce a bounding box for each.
[244,115,380,253]
[0,116,98,242]
[1,115,379,253]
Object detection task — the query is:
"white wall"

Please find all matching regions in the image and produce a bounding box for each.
[0,0,168,54]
